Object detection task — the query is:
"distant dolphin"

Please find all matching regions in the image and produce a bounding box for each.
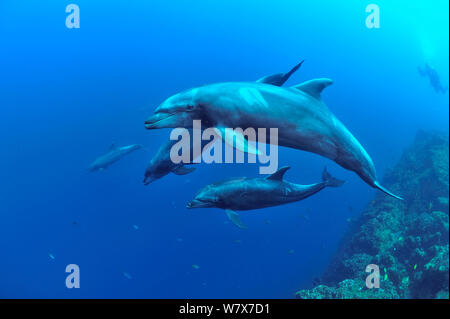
[143,61,304,185]
[144,71,402,200]
[186,166,344,228]
[88,143,143,172]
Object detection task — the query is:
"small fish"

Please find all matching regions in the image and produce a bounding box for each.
[288,249,295,254]
[264,219,271,225]
[234,239,242,244]
[413,264,417,270]
[49,253,55,260]
[299,214,309,221]
[132,225,139,230]
[192,264,200,270]
[176,237,183,242]
[122,272,132,280]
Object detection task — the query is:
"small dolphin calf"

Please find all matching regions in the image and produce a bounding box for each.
[186,166,344,228]
[144,65,402,199]
[143,137,198,184]
[88,143,143,172]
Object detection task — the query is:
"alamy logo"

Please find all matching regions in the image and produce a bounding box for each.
[365,264,380,288]
[65,4,80,29]
[65,264,80,288]
[169,120,279,174]
[365,4,380,29]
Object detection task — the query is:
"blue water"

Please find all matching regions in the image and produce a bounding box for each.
[0,1,448,298]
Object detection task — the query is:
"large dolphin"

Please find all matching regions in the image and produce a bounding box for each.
[143,61,304,185]
[88,143,143,172]
[144,68,402,200]
[186,166,344,228]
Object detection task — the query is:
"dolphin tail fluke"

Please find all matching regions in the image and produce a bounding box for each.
[373,181,404,200]
[322,167,345,187]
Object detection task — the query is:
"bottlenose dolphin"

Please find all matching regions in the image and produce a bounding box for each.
[88,143,143,172]
[143,134,198,184]
[144,69,402,199]
[418,63,448,94]
[186,166,344,228]
[143,61,304,185]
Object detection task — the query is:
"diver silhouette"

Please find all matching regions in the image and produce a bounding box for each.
[418,63,448,94]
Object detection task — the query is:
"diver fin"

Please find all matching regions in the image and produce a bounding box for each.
[293,78,333,100]
[213,127,259,155]
[172,166,196,175]
[226,210,247,229]
[266,166,291,181]
[321,167,345,187]
[374,181,404,200]
[257,60,304,86]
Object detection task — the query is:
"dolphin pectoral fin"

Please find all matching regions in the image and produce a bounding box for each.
[373,181,404,200]
[108,143,117,151]
[256,60,304,86]
[226,210,247,229]
[293,78,333,100]
[172,166,196,175]
[213,127,259,155]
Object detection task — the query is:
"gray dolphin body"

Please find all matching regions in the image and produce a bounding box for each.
[88,143,143,172]
[143,135,198,184]
[143,62,304,185]
[186,166,344,228]
[144,73,402,199]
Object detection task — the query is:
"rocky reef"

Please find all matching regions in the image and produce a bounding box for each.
[296,131,449,299]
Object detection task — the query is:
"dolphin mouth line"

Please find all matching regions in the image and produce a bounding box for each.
[186,199,212,209]
[144,112,177,129]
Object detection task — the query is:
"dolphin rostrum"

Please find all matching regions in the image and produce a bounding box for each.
[88,143,143,172]
[143,61,304,185]
[186,166,345,228]
[144,69,402,200]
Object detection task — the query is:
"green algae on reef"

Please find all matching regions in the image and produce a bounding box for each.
[296,131,449,299]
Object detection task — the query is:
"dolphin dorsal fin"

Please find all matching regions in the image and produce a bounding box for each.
[256,60,304,87]
[256,73,287,86]
[293,78,333,100]
[108,143,116,151]
[266,166,290,181]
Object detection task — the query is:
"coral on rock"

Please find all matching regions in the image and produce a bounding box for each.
[296,131,449,299]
